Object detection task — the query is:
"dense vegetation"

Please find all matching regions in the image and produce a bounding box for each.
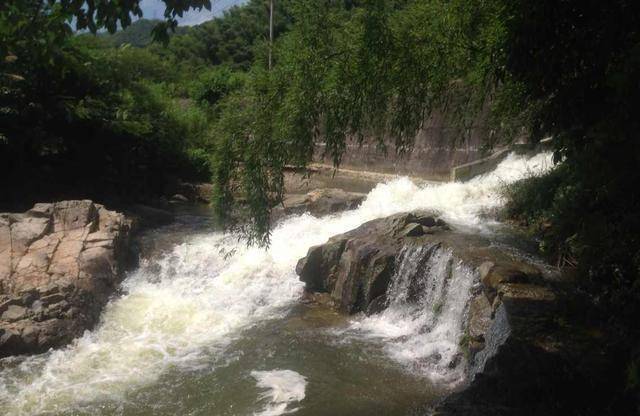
[101,19,189,48]
[210,0,510,241]
[159,0,294,69]
[500,2,640,401]
[0,0,274,208]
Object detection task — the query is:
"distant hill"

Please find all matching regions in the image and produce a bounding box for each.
[103,19,189,47]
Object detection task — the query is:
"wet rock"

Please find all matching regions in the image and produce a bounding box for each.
[431,262,612,416]
[295,209,618,416]
[496,283,557,317]
[415,215,437,227]
[165,181,213,203]
[479,261,541,303]
[170,194,189,203]
[300,292,335,308]
[401,223,425,237]
[296,239,346,293]
[467,294,492,354]
[366,295,387,315]
[296,212,444,313]
[0,200,132,357]
[273,188,366,220]
[0,329,25,355]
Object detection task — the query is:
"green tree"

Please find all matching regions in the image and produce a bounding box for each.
[0,1,218,207]
[210,0,507,241]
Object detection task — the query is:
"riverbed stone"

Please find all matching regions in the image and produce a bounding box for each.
[273,188,366,220]
[401,223,425,237]
[0,200,132,357]
[127,204,174,230]
[480,261,542,303]
[170,194,189,203]
[1,305,28,322]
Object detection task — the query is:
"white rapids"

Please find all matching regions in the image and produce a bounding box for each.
[338,244,477,384]
[0,152,553,415]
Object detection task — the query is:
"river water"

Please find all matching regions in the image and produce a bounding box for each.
[0,153,553,416]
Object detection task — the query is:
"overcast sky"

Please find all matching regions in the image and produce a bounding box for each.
[138,0,248,26]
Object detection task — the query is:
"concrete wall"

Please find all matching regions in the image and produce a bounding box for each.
[313,111,492,181]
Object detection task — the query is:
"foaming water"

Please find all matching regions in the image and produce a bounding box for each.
[251,370,307,416]
[358,152,553,230]
[339,245,476,384]
[0,152,553,415]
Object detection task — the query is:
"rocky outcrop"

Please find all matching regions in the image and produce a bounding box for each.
[0,201,132,357]
[296,211,446,313]
[296,211,607,415]
[273,188,366,221]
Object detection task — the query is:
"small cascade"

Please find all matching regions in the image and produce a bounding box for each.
[386,244,448,306]
[348,244,476,384]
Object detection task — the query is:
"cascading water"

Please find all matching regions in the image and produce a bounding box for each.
[0,152,553,415]
[339,244,477,384]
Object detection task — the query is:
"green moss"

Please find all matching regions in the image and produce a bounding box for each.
[458,331,472,360]
[432,301,444,316]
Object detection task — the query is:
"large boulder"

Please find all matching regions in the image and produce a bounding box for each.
[0,200,132,357]
[296,211,445,313]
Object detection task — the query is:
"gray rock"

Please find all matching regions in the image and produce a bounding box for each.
[0,329,24,355]
[2,305,27,321]
[296,212,443,313]
[274,188,366,220]
[366,295,388,315]
[467,293,492,353]
[294,210,611,416]
[401,222,425,237]
[480,261,541,303]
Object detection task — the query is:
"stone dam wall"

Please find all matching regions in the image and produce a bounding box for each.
[314,111,491,181]
[313,112,547,182]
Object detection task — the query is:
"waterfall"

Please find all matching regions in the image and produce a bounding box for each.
[344,244,476,384]
[0,152,553,415]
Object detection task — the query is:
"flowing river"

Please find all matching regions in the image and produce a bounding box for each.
[0,152,553,416]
